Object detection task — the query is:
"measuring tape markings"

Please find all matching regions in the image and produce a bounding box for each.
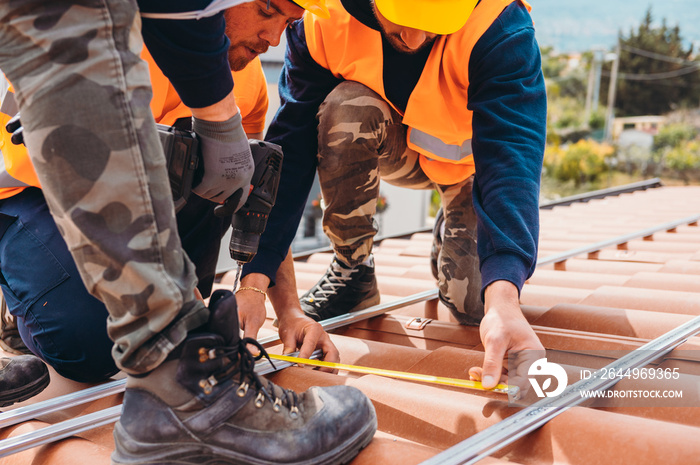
[267,354,515,395]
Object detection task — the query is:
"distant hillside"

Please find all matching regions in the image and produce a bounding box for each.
[530,0,700,53]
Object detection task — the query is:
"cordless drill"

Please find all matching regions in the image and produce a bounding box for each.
[225,139,283,264]
[157,124,283,267]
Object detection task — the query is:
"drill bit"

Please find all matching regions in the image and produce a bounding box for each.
[231,262,243,293]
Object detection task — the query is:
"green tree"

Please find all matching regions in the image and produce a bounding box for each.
[541,46,567,79]
[602,7,700,116]
[664,141,700,184]
[653,123,697,151]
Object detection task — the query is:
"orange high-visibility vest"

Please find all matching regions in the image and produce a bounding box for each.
[304,0,528,185]
[0,51,268,200]
[0,80,39,200]
[145,48,268,134]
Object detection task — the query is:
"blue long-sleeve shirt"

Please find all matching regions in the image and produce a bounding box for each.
[138,0,232,108]
[245,0,547,298]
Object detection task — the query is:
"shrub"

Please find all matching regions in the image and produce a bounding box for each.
[546,140,615,186]
[653,124,697,151]
[663,140,700,184]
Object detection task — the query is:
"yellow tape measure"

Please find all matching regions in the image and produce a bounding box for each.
[268,353,514,395]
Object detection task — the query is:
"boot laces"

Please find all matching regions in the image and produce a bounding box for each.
[205,338,300,415]
[304,262,358,304]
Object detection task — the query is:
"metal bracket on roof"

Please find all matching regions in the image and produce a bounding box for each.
[405,317,432,330]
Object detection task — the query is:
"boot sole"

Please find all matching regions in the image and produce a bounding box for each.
[112,412,377,465]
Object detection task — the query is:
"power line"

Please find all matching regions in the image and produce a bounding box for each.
[619,63,700,80]
[601,62,700,81]
[620,43,694,65]
[593,43,700,81]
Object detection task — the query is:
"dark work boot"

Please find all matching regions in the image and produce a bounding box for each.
[0,355,50,407]
[430,208,445,281]
[300,255,380,322]
[112,290,377,465]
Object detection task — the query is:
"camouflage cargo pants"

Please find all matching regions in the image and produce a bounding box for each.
[0,0,209,374]
[316,81,484,325]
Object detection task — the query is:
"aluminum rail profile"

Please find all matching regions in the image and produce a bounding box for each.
[537,213,700,267]
[0,379,126,430]
[419,314,700,465]
[0,350,322,458]
[539,177,663,209]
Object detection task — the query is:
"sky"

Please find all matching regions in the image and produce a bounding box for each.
[530,0,700,53]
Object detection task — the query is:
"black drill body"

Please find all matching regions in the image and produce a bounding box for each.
[228,140,283,263]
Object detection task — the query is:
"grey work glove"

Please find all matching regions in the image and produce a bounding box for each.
[191,112,254,209]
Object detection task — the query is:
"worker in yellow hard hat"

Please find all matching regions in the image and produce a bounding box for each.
[237,0,547,396]
[0,0,377,462]
[374,0,478,34]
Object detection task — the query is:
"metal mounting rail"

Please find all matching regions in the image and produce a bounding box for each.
[539,177,663,209]
[0,379,126,430]
[0,351,322,458]
[538,213,700,267]
[419,313,700,465]
[217,178,667,274]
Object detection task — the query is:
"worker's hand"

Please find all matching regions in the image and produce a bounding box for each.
[191,112,254,209]
[469,281,544,392]
[235,287,269,343]
[5,113,25,146]
[277,311,340,373]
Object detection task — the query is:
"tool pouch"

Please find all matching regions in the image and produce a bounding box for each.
[157,123,200,211]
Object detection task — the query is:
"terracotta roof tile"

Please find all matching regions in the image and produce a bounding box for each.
[3,183,700,464]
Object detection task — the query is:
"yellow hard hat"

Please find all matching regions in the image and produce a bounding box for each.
[374,0,478,35]
[292,0,330,18]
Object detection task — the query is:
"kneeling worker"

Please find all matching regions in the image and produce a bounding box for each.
[241,0,548,390]
[0,1,375,463]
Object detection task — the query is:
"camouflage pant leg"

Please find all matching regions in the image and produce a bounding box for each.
[436,177,484,325]
[316,81,432,267]
[0,0,208,374]
[317,81,483,323]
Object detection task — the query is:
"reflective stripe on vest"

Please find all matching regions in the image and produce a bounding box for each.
[408,127,473,162]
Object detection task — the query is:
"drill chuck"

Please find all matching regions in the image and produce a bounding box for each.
[229,140,283,264]
[229,231,259,264]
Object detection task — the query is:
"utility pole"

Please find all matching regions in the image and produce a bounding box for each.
[585,49,604,124]
[604,40,620,142]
